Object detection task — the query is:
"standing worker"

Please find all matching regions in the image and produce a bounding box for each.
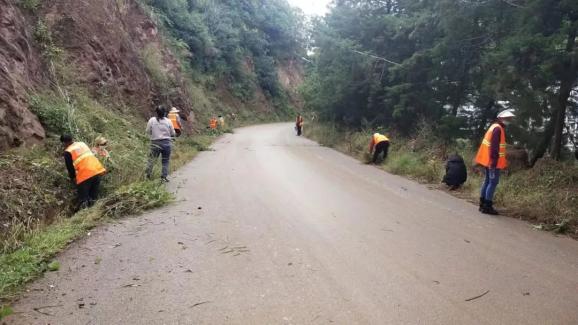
[475,109,515,215]
[61,134,107,209]
[296,114,304,136]
[167,107,183,137]
[145,106,175,182]
[369,132,390,164]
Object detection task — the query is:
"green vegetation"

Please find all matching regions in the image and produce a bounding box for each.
[301,1,578,235]
[305,122,578,237]
[0,180,172,299]
[301,0,578,162]
[141,0,305,109]
[18,0,41,11]
[1,0,305,303]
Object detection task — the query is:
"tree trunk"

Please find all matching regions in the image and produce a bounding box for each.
[530,117,555,167]
[550,25,577,160]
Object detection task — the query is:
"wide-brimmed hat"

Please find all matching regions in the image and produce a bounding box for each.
[95,136,108,146]
[497,110,515,119]
[169,107,180,113]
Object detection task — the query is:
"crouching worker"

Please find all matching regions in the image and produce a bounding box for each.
[442,154,467,190]
[61,134,107,209]
[369,133,390,164]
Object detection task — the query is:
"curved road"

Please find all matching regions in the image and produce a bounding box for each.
[7,123,578,324]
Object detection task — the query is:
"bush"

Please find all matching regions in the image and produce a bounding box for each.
[18,0,40,11]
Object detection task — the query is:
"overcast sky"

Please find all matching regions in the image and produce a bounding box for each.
[287,0,331,16]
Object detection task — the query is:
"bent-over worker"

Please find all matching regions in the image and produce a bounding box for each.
[61,134,106,209]
[369,133,390,164]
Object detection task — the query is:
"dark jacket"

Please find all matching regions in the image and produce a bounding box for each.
[443,154,467,186]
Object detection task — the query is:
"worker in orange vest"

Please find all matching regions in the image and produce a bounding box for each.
[296,114,304,136]
[209,117,218,130]
[475,109,515,215]
[369,132,390,164]
[167,107,182,137]
[61,134,107,209]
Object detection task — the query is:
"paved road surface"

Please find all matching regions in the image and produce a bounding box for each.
[7,123,578,324]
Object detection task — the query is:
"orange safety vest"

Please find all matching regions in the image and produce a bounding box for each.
[66,142,106,184]
[168,112,181,130]
[475,123,508,169]
[372,134,389,144]
[209,118,218,129]
[370,133,389,152]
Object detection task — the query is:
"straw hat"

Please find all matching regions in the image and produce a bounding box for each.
[95,136,108,146]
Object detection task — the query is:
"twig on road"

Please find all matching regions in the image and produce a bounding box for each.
[32,304,63,316]
[465,290,490,302]
[190,301,211,308]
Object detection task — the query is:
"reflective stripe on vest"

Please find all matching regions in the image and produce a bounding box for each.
[168,112,181,130]
[475,123,508,169]
[66,142,106,184]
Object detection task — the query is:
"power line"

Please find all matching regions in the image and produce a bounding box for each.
[352,49,401,66]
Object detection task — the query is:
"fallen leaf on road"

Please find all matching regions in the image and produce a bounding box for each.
[111,243,122,248]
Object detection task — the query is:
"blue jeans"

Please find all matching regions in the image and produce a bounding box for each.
[480,168,500,201]
[146,139,172,179]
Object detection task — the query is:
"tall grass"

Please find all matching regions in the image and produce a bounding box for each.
[305,121,578,237]
[0,87,215,300]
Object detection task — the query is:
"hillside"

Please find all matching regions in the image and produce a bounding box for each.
[0,0,303,252]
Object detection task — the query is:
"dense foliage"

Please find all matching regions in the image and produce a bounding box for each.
[143,0,305,100]
[302,0,578,162]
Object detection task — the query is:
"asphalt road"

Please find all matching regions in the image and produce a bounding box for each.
[7,123,578,324]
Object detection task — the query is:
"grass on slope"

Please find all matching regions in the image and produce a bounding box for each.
[0,89,215,304]
[305,122,578,237]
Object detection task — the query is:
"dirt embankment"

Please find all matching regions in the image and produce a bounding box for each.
[0,0,195,151]
[0,0,46,150]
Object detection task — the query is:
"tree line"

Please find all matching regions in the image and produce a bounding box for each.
[301,0,578,163]
[143,0,305,101]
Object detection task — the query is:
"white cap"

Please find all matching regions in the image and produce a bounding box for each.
[497,110,515,119]
[169,107,180,113]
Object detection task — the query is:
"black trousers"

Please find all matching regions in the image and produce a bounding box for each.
[77,175,101,209]
[296,125,302,136]
[373,141,390,163]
